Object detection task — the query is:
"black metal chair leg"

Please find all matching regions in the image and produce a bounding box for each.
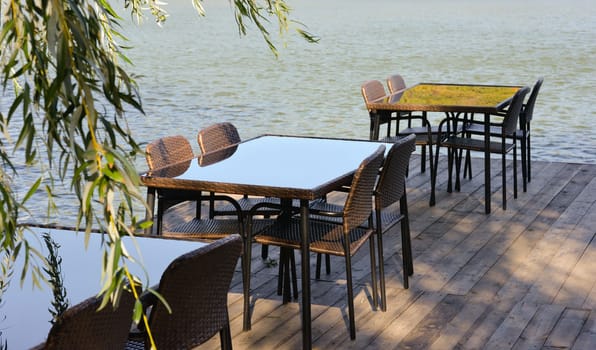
[315,253,322,280]
[261,244,269,259]
[345,247,356,340]
[290,250,298,299]
[277,248,284,296]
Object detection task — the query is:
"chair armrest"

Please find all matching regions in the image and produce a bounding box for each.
[436,115,466,140]
[465,119,505,128]
[308,199,343,218]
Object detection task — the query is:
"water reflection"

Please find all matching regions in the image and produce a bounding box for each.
[199,145,238,167]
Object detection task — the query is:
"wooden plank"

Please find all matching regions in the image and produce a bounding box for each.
[399,294,465,348]
[553,178,596,308]
[428,298,489,350]
[524,169,596,306]
[512,304,565,350]
[572,310,596,350]
[544,308,589,348]
[336,291,445,349]
[484,301,540,349]
[585,279,596,310]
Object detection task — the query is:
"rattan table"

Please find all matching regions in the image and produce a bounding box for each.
[367,83,521,214]
[141,134,389,349]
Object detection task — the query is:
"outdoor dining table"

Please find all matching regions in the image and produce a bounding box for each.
[366,83,522,214]
[1,227,206,349]
[140,134,389,350]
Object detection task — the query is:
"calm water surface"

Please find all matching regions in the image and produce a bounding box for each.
[2,0,595,225]
[121,0,596,160]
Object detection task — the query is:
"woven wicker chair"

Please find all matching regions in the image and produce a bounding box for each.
[197,122,281,218]
[197,122,282,259]
[520,78,543,184]
[145,135,202,234]
[432,86,531,210]
[373,134,416,308]
[463,78,543,191]
[126,235,242,350]
[246,145,386,340]
[146,135,248,250]
[309,135,416,302]
[33,290,136,349]
[361,80,392,141]
[386,74,439,174]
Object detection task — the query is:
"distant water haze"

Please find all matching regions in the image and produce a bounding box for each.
[2,0,595,225]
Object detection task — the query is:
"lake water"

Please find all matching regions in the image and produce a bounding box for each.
[2,0,595,225]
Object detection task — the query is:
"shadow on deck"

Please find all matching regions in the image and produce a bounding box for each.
[162,154,596,349]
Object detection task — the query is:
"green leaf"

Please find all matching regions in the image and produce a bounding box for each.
[22,177,42,203]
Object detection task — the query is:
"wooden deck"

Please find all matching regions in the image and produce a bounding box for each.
[162,154,596,349]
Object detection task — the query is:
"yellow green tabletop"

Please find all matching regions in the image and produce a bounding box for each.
[369,83,521,113]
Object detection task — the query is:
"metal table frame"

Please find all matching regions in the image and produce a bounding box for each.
[141,134,388,349]
[366,83,521,214]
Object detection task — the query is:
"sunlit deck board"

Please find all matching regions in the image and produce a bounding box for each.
[161,154,596,349]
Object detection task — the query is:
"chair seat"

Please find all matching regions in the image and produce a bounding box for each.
[442,136,515,153]
[255,217,374,257]
[308,199,343,223]
[163,219,242,241]
[465,123,524,139]
[163,217,276,241]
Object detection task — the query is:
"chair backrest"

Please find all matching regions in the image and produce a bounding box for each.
[147,234,243,349]
[361,80,387,106]
[520,77,543,125]
[502,86,531,136]
[375,134,416,210]
[343,145,386,232]
[386,74,407,94]
[41,291,136,349]
[197,122,241,154]
[146,135,194,170]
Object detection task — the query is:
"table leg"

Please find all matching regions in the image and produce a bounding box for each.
[300,199,312,349]
[369,111,381,140]
[144,187,156,235]
[484,113,491,214]
[426,111,436,207]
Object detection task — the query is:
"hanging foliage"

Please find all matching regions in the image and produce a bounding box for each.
[1,0,315,347]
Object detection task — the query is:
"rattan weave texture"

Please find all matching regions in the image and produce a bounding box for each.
[463,78,543,190]
[434,86,531,210]
[126,235,242,350]
[249,145,386,340]
[34,290,136,349]
[145,135,202,234]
